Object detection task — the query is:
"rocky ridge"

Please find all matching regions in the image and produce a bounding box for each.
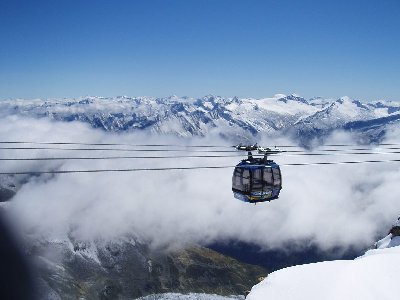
[30,234,266,299]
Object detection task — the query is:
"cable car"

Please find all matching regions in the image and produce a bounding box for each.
[232,145,282,203]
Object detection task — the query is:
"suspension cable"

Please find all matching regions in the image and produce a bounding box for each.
[0,141,232,148]
[1,141,400,149]
[0,147,239,153]
[3,146,400,153]
[2,151,400,161]
[1,159,400,175]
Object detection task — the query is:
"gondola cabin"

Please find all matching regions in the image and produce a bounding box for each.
[232,145,282,203]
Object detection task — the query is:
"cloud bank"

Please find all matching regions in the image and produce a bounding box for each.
[2,116,400,252]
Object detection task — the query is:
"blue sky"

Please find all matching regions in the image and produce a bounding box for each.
[0,0,399,100]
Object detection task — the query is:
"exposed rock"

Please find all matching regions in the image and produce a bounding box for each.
[389,216,400,236]
[0,187,15,202]
[0,175,18,202]
[374,216,400,249]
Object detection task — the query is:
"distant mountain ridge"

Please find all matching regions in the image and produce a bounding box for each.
[1,94,399,143]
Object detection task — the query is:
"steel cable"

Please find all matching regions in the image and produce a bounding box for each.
[2,159,400,175]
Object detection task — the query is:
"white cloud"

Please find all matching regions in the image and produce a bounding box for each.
[2,116,400,252]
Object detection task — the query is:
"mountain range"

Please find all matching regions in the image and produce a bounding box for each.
[2,94,400,144]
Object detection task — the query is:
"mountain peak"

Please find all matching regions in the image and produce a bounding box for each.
[336,96,353,103]
[279,94,308,104]
[273,93,287,99]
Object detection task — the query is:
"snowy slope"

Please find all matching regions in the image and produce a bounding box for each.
[247,246,400,300]
[247,218,400,300]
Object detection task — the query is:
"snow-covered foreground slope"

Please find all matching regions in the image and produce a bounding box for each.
[248,247,400,300]
[247,222,400,300]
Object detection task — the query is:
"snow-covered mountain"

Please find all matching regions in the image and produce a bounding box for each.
[246,217,400,300]
[2,94,399,143]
